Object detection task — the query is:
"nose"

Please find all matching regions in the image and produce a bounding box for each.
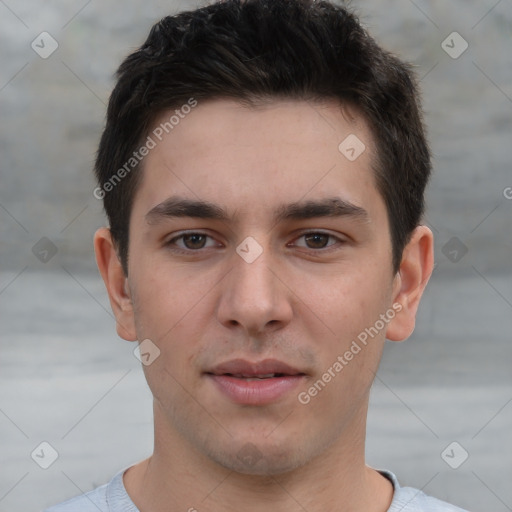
[216,239,293,335]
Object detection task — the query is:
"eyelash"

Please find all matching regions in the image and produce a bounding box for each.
[165,231,345,254]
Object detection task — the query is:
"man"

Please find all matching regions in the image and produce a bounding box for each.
[45,0,468,510]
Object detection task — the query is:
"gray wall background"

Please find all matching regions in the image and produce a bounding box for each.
[0,1,511,511]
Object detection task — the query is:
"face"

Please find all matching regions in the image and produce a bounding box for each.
[97,98,428,476]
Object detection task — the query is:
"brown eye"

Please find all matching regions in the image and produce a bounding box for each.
[292,231,341,251]
[182,233,207,249]
[166,232,219,252]
[304,233,330,249]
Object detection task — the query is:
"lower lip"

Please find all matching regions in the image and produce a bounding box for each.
[207,374,305,405]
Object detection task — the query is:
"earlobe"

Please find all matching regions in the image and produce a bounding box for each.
[93,227,138,342]
[386,225,434,342]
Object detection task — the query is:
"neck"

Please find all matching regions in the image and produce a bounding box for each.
[124,402,393,512]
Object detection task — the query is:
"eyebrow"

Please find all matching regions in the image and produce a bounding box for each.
[145,195,369,225]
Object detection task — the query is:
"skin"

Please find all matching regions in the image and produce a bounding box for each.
[95,98,434,512]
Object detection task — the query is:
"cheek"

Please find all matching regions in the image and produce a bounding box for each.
[138,320,202,415]
[130,266,208,367]
[131,264,203,338]
[305,267,389,341]
[306,270,391,391]
[302,301,388,420]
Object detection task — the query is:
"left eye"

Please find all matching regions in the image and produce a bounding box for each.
[292,232,339,250]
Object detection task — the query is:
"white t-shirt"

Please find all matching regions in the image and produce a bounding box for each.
[42,467,469,511]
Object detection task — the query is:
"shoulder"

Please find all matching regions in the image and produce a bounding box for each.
[390,485,470,511]
[379,469,470,512]
[42,482,109,512]
[41,468,138,512]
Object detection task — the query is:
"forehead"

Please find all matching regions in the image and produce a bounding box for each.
[149,97,372,158]
[132,98,381,224]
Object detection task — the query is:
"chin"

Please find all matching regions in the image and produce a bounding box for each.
[203,436,317,476]
[217,450,304,476]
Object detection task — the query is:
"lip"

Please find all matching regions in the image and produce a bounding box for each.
[208,358,304,377]
[205,358,307,405]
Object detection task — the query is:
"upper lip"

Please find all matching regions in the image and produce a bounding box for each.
[207,359,306,377]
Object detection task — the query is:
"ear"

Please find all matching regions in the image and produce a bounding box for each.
[94,227,137,342]
[386,225,434,342]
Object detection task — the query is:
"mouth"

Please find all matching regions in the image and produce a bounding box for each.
[205,359,307,405]
[214,373,296,381]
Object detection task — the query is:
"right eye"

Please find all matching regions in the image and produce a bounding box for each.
[165,232,222,253]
